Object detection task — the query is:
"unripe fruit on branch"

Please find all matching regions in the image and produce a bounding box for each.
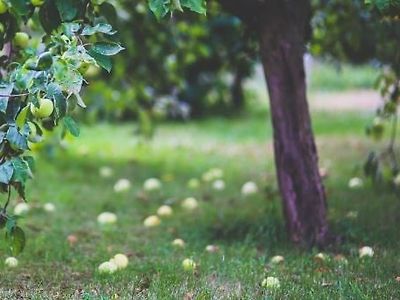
[30,98,54,119]
[13,32,30,48]
[31,0,45,7]
[0,0,7,14]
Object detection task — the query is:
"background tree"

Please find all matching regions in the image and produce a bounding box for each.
[207,0,399,246]
[0,0,123,255]
[209,0,330,247]
[311,0,400,191]
[80,0,257,131]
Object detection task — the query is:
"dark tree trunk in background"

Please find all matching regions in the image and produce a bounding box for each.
[231,69,245,111]
[220,0,330,247]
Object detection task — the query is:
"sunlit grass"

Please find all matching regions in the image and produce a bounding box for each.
[0,109,398,299]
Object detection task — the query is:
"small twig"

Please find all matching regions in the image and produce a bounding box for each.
[387,113,399,170]
[0,93,29,98]
[389,113,398,149]
[2,186,11,213]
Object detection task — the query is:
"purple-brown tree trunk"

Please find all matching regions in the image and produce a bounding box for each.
[220,0,330,246]
[259,3,329,247]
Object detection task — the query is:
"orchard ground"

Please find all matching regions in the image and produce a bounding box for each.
[1,64,400,299]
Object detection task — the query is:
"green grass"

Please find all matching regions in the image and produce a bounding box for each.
[0,110,399,299]
[308,62,378,92]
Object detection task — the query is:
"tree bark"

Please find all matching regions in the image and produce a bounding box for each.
[220,0,330,247]
[260,2,329,247]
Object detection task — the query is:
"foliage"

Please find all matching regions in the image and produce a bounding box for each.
[0,0,124,255]
[311,0,400,191]
[365,0,400,17]
[0,0,207,256]
[80,0,256,132]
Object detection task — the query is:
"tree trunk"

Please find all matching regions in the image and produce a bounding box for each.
[231,69,245,111]
[218,0,330,246]
[258,2,329,247]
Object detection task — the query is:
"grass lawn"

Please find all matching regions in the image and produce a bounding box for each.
[0,108,399,299]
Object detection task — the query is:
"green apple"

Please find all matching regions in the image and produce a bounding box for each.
[13,32,30,48]
[0,0,7,14]
[31,0,45,7]
[84,65,101,78]
[30,98,54,119]
[78,62,90,74]
[182,258,196,271]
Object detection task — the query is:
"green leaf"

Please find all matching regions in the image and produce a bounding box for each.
[6,126,28,151]
[0,83,14,113]
[23,156,35,173]
[10,0,32,16]
[0,161,14,184]
[15,106,29,129]
[61,23,81,37]
[5,217,17,235]
[81,23,116,36]
[149,0,171,19]
[88,49,112,72]
[47,83,67,118]
[63,116,80,137]
[53,61,83,94]
[6,226,26,256]
[180,0,206,14]
[73,93,86,109]
[39,1,62,34]
[5,98,21,123]
[55,0,81,21]
[11,157,32,183]
[54,93,67,118]
[91,42,125,56]
[36,52,53,70]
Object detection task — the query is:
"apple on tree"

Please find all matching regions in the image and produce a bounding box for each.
[30,98,54,119]
[31,0,45,7]
[13,32,30,48]
[0,0,7,14]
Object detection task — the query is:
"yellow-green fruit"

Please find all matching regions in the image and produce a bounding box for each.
[0,0,7,14]
[182,258,196,271]
[30,98,54,119]
[13,32,30,48]
[84,65,101,78]
[78,62,90,74]
[31,0,45,7]
[0,23,5,33]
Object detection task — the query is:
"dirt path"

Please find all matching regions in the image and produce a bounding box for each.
[309,90,381,112]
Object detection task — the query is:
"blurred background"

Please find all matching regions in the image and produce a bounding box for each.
[35,1,384,146]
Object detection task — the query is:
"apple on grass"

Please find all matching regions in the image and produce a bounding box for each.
[182,258,196,271]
